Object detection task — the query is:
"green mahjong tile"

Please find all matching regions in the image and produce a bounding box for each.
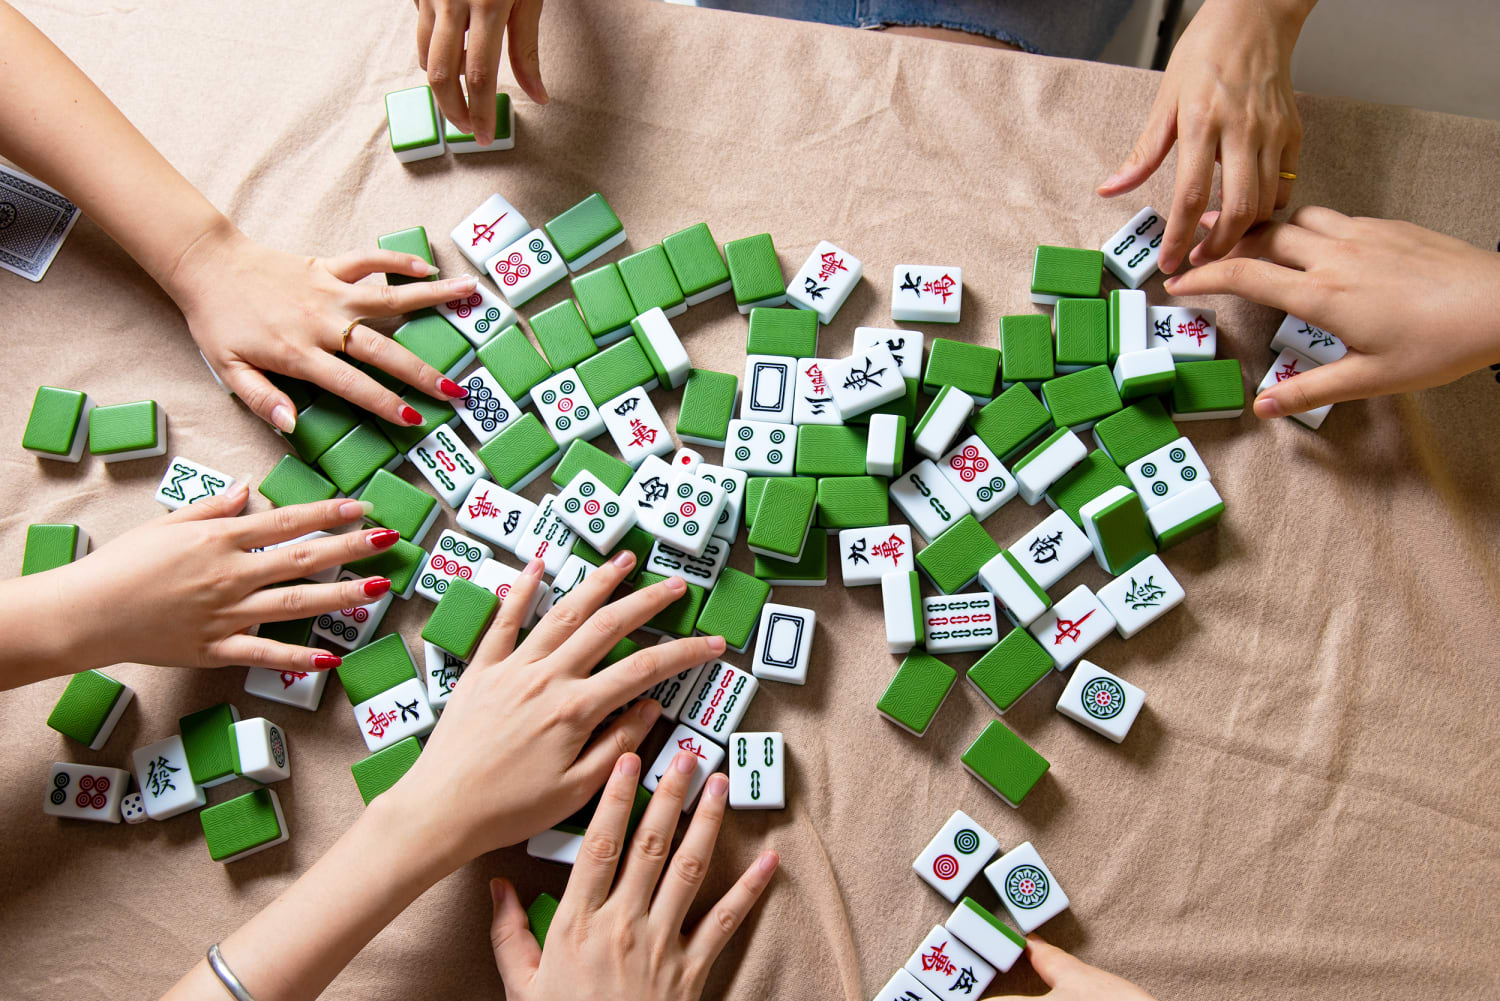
[618,244,685,316]
[676,369,739,445]
[1086,488,1156,575]
[752,536,828,583]
[257,616,314,647]
[1093,399,1180,467]
[476,324,554,403]
[375,390,458,453]
[1156,492,1226,549]
[876,652,957,736]
[577,337,655,405]
[359,469,437,542]
[848,377,919,425]
[573,527,653,585]
[350,736,422,805]
[814,476,889,529]
[478,412,559,488]
[22,524,83,576]
[1041,365,1122,429]
[1108,289,1137,362]
[961,719,1049,806]
[422,578,499,659]
[1055,298,1108,370]
[46,670,127,747]
[1032,245,1103,300]
[394,312,470,373]
[969,384,1052,461]
[200,788,284,862]
[916,515,1000,593]
[179,703,238,786]
[662,222,730,299]
[528,892,561,947]
[264,373,316,413]
[795,425,868,476]
[385,86,441,155]
[571,263,637,341]
[1118,358,1176,401]
[337,633,418,706]
[747,308,818,357]
[528,299,597,371]
[318,423,398,494]
[869,414,908,474]
[1000,551,1050,611]
[959,897,1027,949]
[1046,449,1130,527]
[600,636,641,669]
[22,386,88,456]
[969,628,1054,713]
[345,537,426,596]
[443,92,511,144]
[923,339,999,399]
[259,454,339,507]
[723,233,784,308]
[912,385,966,444]
[744,477,769,528]
[695,568,771,651]
[636,572,706,637]
[1171,360,1245,417]
[747,477,817,559]
[88,401,161,456]
[551,438,633,494]
[287,394,359,463]
[544,193,623,266]
[999,314,1054,385]
[378,226,435,286]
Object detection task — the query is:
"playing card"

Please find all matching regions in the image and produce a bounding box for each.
[0,166,80,282]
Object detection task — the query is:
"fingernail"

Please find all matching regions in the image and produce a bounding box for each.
[524,558,545,578]
[759,850,779,873]
[338,499,374,519]
[230,481,250,499]
[401,405,424,426]
[368,528,400,549]
[439,377,468,399]
[665,576,686,593]
[362,577,392,598]
[674,750,697,773]
[445,275,478,293]
[1254,395,1284,418]
[707,773,728,796]
[618,754,640,776]
[612,550,635,568]
[707,635,726,653]
[413,259,439,276]
[270,404,297,434]
[312,652,342,670]
[1162,276,1180,293]
[488,877,505,904]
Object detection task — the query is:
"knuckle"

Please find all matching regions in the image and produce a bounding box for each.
[581,831,621,866]
[332,364,365,400]
[288,543,319,571]
[465,62,493,89]
[546,601,585,632]
[243,642,274,668]
[633,829,670,863]
[671,851,709,885]
[552,694,591,727]
[427,63,454,88]
[587,607,622,641]
[609,921,638,957]
[377,284,402,312]
[271,506,301,538]
[712,905,739,935]
[279,587,308,615]
[1179,182,1210,211]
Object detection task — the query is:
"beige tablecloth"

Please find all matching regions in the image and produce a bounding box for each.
[4,2,1498,998]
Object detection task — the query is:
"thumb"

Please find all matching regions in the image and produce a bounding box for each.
[220,361,298,435]
[488,878,543,987]
[162,480,249,523]
[1098,102,1177,196]
[1254,354,1379,418]
[1023,934,1087,989]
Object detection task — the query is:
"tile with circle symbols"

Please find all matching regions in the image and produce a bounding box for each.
[450,365,520,444]
[912,809,999,902]
[485,227,567,307]
[415,529,493,603]
[436,280,517,346]
[651,473,728,558]
[935,435,1017,520]
[1124,436,1209,510]
[555,471,636,554]
[310,569,393,650]
[984,840,1070,933]
[531,368,605,447]
[723,419,797,477]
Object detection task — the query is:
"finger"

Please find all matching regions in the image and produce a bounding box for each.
[472,557,546,665]
[348,273,476,319]
[488,878,542,982]
[298,346,421,428]
[685,849,779,964]
[582,634,725,714]
[1158,118,1218,274]
[246,525,400,586]
[650,771,728,933]
[464,0,514,145]
[324,249,439,284]
[518,550,644,662]
[1162,256,1320,317]
[204,632,344,673]
[1254,354,1383,418]
[415,0,436,71]
[218,363,299,435]
[507,0,549,105]
[236,576,395,627]
[1276,119,1303,210]
[1287,204,1353,238]
[1190,140,1259,266]
[1097,98,1177,197]
[612,748,699,909]
[565,699,662,794]
[560,753,645,914]
[1255,145,1281,231]
[231,497,373,548]
[342,318,469,404]
[427,2,471,134]
[162,480,250,524]
[1215,220,1325,271]
[1021,935,1088,989]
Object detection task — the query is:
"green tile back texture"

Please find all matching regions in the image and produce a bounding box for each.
[338,633,417,706]
[1032,245,1103,299]
[970,384,1053,460]
[351,737,422,804]
[662,222,730,298]
[200,788,285,861]
[378,226,434,285]
[544,193,623,263]
[916,515,1000,593]
[723,234,784,306]
[421,578,499,660]
[46,670,127,746]
[476,324,553,402]
[394,312,469,370]
[924,339,998,399]
[676,369,738,443]
[795,425,867,476]
[572,263,636,339]
[528,299,598,371]
[969,628,1055,713]
[346,538,426,597]
[478,413,559,488]
[88,401,161,456]
[747,307,818,357]
[747,476,816,558]
[23,386,88,455]
[695,568,771,650]
[618,244,685,315]
[1042,365,1123,428]
[287,394,357,463]
[319,424,398,494]
[552,439,633,494]
[1048,449,1131,526]
[180,703,239,785]
[638,572,706,636]
[1092,398,1179,467]
[1054,298,1108,369]
[877,652,957,735]
[815,476,889,529]
[999,314,1054,384]
[577,337,655,405]
[962,719,1050,806]
[360,469,436,541]
[22,524,82,576]
[260,455,338,507]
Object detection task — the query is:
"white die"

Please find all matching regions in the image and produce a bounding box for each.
[311,569,392,649]
[750,604,815,685]
[1097,553,1185,638]
[646,535,730,589]
[451,193,530,271]
[681,660,759,743]
[936,435,1016,519]
[409,425,485,507]
[1125,437,1211,510]
[1272,313,1347,365]
[913,387,975,462]
[456,480,535,553]
[486,227,567,307]
[643,723,726,811]
[907,925,996,1001]
[556,471,636,553]
[1057,659,1145,742]
[985,841,1070,933]
[670,447,704,474]
[229,718,291,783]
[1014,429,1088,506]
[923,592,1001,654]
[352,677,436,752]
[741,355,797,423]
[129,737,205,821]
[791,357,842,426]
[536,554,595,616]
[1028,584,1116,670]
[1258,347,1333,429]
[837,524,914,586]
[633,307,692,389]
[727,731,785,809]
[891,265,963,323]
[622,455,674,536]
[1008,508,1092,591]
[155,456,236,510]
[601,387,674,467]
[1101,206,1166,289]
[866,412,905,478]
[642,654,708,723]
[245,665,329,711]
[652,474,727,557]
[854,327,923,381]
[890,459,972,543]
[473,559,543,626]
[450,366,520,444]
[415,529,493,602]
[1147,305,1217,361]
[724,420,797,477]
[120,791,148,824]
[828,346,904,419]
[436,281,518,347]
[513,494,577,577]
[533,368,605,446]
[785,240,861,324]
[44,762,133,823]
[423,640,467,709]
[913,810,999,901]
[697,464,747,542]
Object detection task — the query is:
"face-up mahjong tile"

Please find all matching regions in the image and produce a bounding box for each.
[437,281,518,346]
[423,641,467,709]
[727,730,785,809]
[1271,313,1347,365]
[853,327,923,382]
[352,677,436,752]
[473,559,544,625]
[646,535,729,589]
[922,592,1001,654]
[984,841,1070,933]
[891,265,963,324]
[622,454,674,536]
[245,664,330,711]
[696,463,747,542]
[1147,306,1217,361]
[536,553,595,616]
[533,368,605,446]
[1096,553,1184,639]
[486,227,567,307]
[936,435,1016,520]
[1124,436,1208,510]
[513,494,577,576]
[828,346,904,418]
[451,192,530,271]
[1056,659,1144,742]
[311,569,393,649]
[1102,206,1166,289]
[912,809,999,901]
[749,604,815,685]
[671,447,704,474]
[451,366,520,444]
[409,424,484,507]
[785,240,861,324]
[680,660,758,744]
[906,924,996,1001]
[740,355,796,424]
[643,722,726,811]
[642,641,708,722]
[601,386,673,467]
[791,357,841,426]
[724,420,796,477]
[415,529,493,602]
[890,459,972,543]
[154,456,236,510]
[1007,508,1091,590]
[555,471,636,554]
[44,762,133,823]
[455,480,535,553]
[1027,584,1116,671]
[838,524,914,586]
[654,474,728,557]
[129,737,205,820]
[1258,347,1333,428]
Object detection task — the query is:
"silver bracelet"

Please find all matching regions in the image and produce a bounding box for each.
[207,943,258,1001]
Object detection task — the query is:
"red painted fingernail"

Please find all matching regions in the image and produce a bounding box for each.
[362,577,392,598]
[401,405,424,426]
[439,377,467,399]
[367,528,400,549]
[312,653,342,670]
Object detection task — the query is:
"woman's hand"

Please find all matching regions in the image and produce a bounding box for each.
[994,936,1158,1001]
[488,750,778,1001]
[1098,0,1316,273]
[1164,208,1500,416]
[166,223,477,433]
[414,0,548,146]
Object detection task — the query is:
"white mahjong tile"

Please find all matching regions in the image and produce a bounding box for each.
[670,447,704,474]
[249,531,339,583]
[984,841,1070,933]
[646,536,729,589]
[1014,430,1088,505]
[882,570,921,654]
[724,420,797,477]
[1028,584,1116,671]
[436,281,518,346]
[828,346,904,418]
[44,762,132,823]
[311,569,392,649]
[536,553,595,616]
[473,559,543,626]
[785,240,861,324]
[652,474,727,557]
[120,791,147,824]
[913,388,975,462]
[1258,347,1332,429]
[854,327,923,381]
[922,592,1001,654]
[681,660,759,743]
[891,459,972,543]
[415,529,493,602]
[229,718,291,783]
[697,464,747,542]
[451,193,530,271]
[352,677,436,752]
[978,552,1049,628]
[129,737,205,820]
[1145,480,1224,541]
[643,723,726,811]
[513,494,577,577]
[409,425,485,507]
[750,604,815,685]
[1110,288,1149,356]
[891,265,963,324]
[1009,506,1092,592]
[450,365,519,444]
[838,524,914,586]
[907,925,996,1001]
[622,454,674,536]
[556,471,636,553]
[1125,437,1210,510]
[1272,313,1347,365]
[532,368,605,446]
[741,354,796,423]
[727,731,785,809]
[633,307,692,388]
[245,664,329,711]
[1102,206,1166,289]
[526,826,583,865]
[945,898,1026,973]
[601,387,673,467]
[154,456,236,510]
[866,412,905,478]
[791,357,842,426]
[1147,305,1217,361]
[642,650,708,723]
[486,227,567,307]
[456,480,535,553]
[1057,659,1145,742]
[936,435,1016,519]
[875,969,944,1001]
[913,810,999,901]
[423,641,467,710]
[1096,553,1184,639]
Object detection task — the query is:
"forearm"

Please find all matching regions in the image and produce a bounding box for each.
[0,570,93,690]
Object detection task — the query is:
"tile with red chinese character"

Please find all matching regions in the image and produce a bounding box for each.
[351,677,436,752]
[785,240,862,325]
[935,435,1017,520]
[456,480,536,553]
[601,386,674,467]
[450,193,530,272]
[891,265,963,324]
[643,723,726,812]
[791,357,842,426]
[905,924,996,1001]
[1147,305,1217,361]
[245,663,330,711]
[1027,584,1116,671]
[1257,347,1332,429]
[837,524,914,586]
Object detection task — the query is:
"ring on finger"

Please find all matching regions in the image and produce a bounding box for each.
[1278,171,1297,180]
[338,318,365,355]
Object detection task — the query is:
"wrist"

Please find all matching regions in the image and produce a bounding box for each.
[0,569,102,688]
[157,211,243,311]
[360,781,472,882]
[1204,0,1315,48]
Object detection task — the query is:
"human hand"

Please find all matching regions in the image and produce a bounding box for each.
[488,750,778,1001]
[1098,0,1316,273]
[414,0,548,146]
[165,223,477,434]
[993,936,1157,1000]
[1164,207,1500,416]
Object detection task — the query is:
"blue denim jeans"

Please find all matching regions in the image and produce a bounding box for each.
[691,0,1133,59]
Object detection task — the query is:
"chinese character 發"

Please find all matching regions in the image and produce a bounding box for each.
[145,756,180,797]
[1124,575,1166,610]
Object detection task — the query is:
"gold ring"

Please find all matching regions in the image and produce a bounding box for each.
[1279,171,1298,180]
[338,318,363,354]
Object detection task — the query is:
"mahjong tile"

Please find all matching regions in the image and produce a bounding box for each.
[984,841,1069,932]
[671,447,704,474]
[1056,659,1145,742]
[681,660,758,743]
[532,368,605,446]
[352,677,436,752]
[750,603,815,685]
[622,454,674,536]
[936,436,1016,520]
[229,718,291,784]
[486,227,567,307]
[408,424,485,507]
[828,346,904,418]
[451,192,530,271]
[44,762,133,823]
[1007,509,1091,590]
[456,480,536,552]
[1124,436,1209,510]
[727,731,785,809]
[423,641,467,709]
[741,355,796,423]
[1272,313,1347,365]
[1101,206,1166,289]
[838,524,914,586]
[154,456,236,510]
[129,737,205,820]
[791,357,842,426]
[785,240,861,324]
[1096,553,1184,638]
[646,535,730,589]
[875,970,944,1001]
[513,494,577,576]
[601,386,673,467]
[654,473,728,558]
[1147,305,1217,361]
[555,471,636,553]
[1258,347,1333,429]
[536,553,595,616]
[451,365,520,444]
[643,723,726,811]
[415,529,493,602]
[853,326,923,381]
[696,463,747,542]
[473,559,544,625]
[922,592,1001,654]
[891,265,962,324]
[890,459,972,543]
[311,569,393,649]
[1028,584,1116,671]
[436,282,517,347]
[906,926,996,1001]
[245,664,329,711]
[724,420,796,477]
